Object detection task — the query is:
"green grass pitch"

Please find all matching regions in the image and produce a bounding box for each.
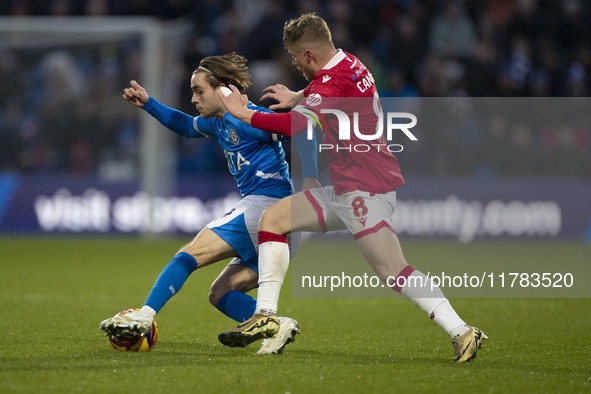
[0,236,590,393]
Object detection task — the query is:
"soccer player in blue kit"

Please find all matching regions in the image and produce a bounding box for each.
[99,53,318,354]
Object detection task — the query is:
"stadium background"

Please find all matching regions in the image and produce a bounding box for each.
[1,0,590,178]
[1,0,590,240]
[1,1,591,393]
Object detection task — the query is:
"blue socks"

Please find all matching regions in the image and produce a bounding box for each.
[144,252,197,313]
[143,251,257,323]
[216,290,256,322]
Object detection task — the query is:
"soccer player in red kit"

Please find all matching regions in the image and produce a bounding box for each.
[217,13,486,361]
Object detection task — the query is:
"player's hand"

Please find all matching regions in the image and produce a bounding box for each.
[123,80,149,107]
[301,177,321,191]
[261,84,301,110]
[216,85,254,124]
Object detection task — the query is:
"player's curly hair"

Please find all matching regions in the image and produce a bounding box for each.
[194,53,252,93]
[283,12,333,49]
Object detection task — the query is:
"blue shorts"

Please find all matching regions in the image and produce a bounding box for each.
[207,195,301,273]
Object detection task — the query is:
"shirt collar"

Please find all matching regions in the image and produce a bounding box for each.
[322,49,346,70]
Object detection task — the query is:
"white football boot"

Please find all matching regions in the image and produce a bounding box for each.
[99,311,153,337]
[256,316,300,354]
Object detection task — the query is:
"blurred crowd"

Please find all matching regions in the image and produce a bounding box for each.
[1,0,590,179]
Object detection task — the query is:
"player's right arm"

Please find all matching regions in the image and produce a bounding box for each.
[122,80,149,107]
[123,80,209,138]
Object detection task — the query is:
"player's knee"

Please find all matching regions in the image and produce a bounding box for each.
[258,208,282,233]
[208,284,224,307]
[258,211,270,231]
[208,291,218,307]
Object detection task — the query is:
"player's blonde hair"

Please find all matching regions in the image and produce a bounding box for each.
[194,53,252,93]
[283,13,333,49]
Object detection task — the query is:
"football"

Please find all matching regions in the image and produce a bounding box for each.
[108,308,158,352]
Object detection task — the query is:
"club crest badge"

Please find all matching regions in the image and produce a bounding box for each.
[229,129,239,144]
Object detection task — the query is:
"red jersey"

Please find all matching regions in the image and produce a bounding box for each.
[252,49,405,195]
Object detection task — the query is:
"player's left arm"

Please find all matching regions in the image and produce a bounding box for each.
[260,84,304,111]
[216,85,256,124]
[216,85,292,136]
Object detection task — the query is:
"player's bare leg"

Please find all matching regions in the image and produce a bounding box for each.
[356,228,486,362]
[209,264,258,308]
[208,262,265,323]
[181,227,241,267]
[100,228,239,337]
[218,192,320,348]
[354,227,409,280]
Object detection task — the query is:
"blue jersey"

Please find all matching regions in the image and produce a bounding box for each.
[141,96,316,272]
[193,104,291,198]
[142,97,317,199]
